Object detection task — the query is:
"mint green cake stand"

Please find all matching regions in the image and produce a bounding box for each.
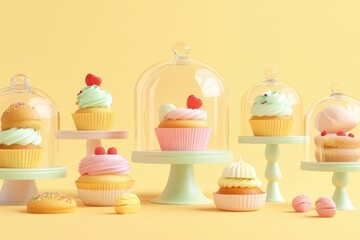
[238,136,309,202]
[132,150,232,205]
[0,166,67,205]
[301,161,360,210]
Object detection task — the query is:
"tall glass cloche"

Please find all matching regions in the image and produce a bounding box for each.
[135,42,229,152]
[0,74,61,169]
[305,83,360,163]
[241,69,303,136]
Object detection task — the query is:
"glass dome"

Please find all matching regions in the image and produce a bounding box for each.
[305,83,360,162]
[0,74,60,168]
[241,69,303,136]
[135,42,229,151]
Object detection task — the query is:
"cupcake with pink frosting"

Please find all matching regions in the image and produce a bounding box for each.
[314,105,360,162]
[155,95,212,151]
[75,146,134,206]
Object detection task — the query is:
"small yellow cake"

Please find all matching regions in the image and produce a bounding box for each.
[27,192,77,214]
[114,193,141,214]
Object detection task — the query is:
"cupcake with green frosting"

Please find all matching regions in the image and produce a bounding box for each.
[249,90,293,136]
[72,74,114,130]
[0,102,42,168]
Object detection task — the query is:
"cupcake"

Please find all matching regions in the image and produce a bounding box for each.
[75,147,134,206]
[249,90,293,136]
[0,102,42,168]
[72,74,114,130]
[213,159,266,211]
[314,105,360,162]
[155,95,212,151]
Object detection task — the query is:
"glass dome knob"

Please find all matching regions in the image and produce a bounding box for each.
[331,81,345,94]
[264,68,277,80]
[10,74,30,92]
[172,42,191,60]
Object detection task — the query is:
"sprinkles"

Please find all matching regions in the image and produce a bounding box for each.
[5,102,27,112]
[31,192,73,204]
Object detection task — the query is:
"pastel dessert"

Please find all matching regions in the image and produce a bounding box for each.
[72,74,115,130]
[114,193,141,214]
[0,102,42,168]
[292,195,312,212]
[75,147,134,206]
[155,95,212,151]
[314,106,360,162]
[315,196,336,218]
[27,192,77,214]
[250,90,293,136]
[213,159,266,211]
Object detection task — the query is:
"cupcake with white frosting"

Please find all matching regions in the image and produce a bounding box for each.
[250,90,293,136]
[213,159,266,211]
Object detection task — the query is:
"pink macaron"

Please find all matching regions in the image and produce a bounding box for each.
[292,195,311,212]
[315,196,336,218]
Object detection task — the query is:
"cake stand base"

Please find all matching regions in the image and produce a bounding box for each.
[132,150,232,205]
[239,136,309,202]
[152,164,211,205]
[301,161,360,210]
[0,180,38,205]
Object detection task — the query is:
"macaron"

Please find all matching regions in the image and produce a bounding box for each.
[114,193,141,214]
[315,196,336,218]
[27,192,77,214]
[292,195,311,212]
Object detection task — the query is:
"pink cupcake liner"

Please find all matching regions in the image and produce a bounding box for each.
[78,189,133,206]
[155,128,212,151]
[213,192,266,211]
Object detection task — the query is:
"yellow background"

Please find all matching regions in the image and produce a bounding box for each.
[1,0,360,239]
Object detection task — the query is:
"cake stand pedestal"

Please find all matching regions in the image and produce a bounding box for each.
[57,130,128,154]
[301,161,360,210]
[238,136,309,202]
[0,167,67,205]
[132,151,232,205]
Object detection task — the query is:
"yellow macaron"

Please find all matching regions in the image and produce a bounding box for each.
[27,192,77,214]
[114,193,141,214]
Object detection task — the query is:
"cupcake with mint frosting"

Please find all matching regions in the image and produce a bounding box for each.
[72,74,114,130]
[249,90,293,136]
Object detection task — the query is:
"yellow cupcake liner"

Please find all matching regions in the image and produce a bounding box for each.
[75,180,134,190]
[249,119,293,136]
[0,149,42,168]
[72,112,115,130]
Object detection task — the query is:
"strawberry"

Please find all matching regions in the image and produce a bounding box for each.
[85,73,102,87]
[321,131,327,136]
[264,93,268,96]
[187,95,202,109]
[336,131,346,136]
[348,133,355,138]
[107,147,117,154]
[94,147,105,155]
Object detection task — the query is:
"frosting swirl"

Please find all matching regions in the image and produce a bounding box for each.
[218,177,262,188]
[78,154,130,175]
[77,85,112,109]
[222,159,257,178]
[251,90,293,117]
[0,128,42,146]
[315,105,359,133]
[164,108,207,120]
